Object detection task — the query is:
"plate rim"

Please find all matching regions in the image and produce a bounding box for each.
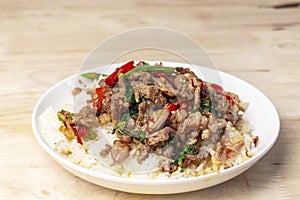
[32,61,280,186]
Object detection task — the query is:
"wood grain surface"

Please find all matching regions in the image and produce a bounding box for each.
[0,0,299,199]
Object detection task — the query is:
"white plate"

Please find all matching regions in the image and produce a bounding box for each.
[32,62,280,194]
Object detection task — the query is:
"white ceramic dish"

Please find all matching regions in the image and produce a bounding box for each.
[32,62,280,194]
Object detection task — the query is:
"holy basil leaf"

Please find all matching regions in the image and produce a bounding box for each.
[184,145,199,155]
[200,99,212,114]
[81,72,101,80]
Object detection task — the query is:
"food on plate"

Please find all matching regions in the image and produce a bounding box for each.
[56,61,258,176]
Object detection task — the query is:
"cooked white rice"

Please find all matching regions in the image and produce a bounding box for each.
[38,104,257,179]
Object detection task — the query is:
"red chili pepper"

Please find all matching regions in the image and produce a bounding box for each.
[211,83,223,93]
[70,123,83,145]
[105,61,135,86]
[253,136,259,146]
[183,158,189,169]
[92,86,107,111]
[167,103,178,112]
[76,134,83,145]
[226,148,233,159]
[119,61,135,73]
[225,94,235,105]
[105,69,119,86]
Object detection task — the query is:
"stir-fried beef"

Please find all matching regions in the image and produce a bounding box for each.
[109,77,129,123]
[173,75,194,100]
[146,127,174,146]
[100,144,112,158]
[137,145,150,163]
[149,109,169,133]
[178,112,202,142]
[129,72,152,82]
[193,86,201,110]
[137,84,167,105]
[63,62,251,173]
[73,106,99,128]
[168,109,188,130]
[116,130,132,143]
[161,163,178,173]
[136,101,147,126]
[211,93,228,118]
[111,140,130,164]
[153,76,177,97]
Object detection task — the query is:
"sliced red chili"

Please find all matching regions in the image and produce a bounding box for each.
[92,86,107,111]
[105,69,119,86]
[70,123,83,145]
[253,136,259,146]
[167,103,178,112]
[183,158,189,169]
[76,134,83,145]
[119,60,135,74]
[226,148,233,159]
[211,83,223,93]
[105,61,134,86]
[225,94,235,105]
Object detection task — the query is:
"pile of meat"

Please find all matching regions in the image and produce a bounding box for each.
[58,61,254,173]
[93,62,249,173]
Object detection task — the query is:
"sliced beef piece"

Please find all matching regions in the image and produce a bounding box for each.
[109,77,129,123]
[193,86,201,110]
[125,117,136,130]
[138,84,167,105]
[200,82,210,99]
[186,131,199,145]
[211,93,228,119]
[110,92,129,123]
[161,163,178,173]
[111,140,130,164]
[137,100,169,132]
[173,75,194,100]
[136,101,147,127]
[186,147,210,161]
[132,83,167,105]
[207,116,226,133]
[74,106,99,128]
[101,88,113,112]
[116,130,132,143]
[190,76,202,87]
[100,144,112,158]
[137,145,150,163]
[149,109,169,133]
[203,116,227,144]
[162,144,175,158]
[225,104,240,125]
[129,72,153,86]
[187,116,227,162]
[153,77,177,97]
[178,112,202,142]
[199,115,209,131]
[177,67,196,76]
[168,109,188,130]
[146,127,174,146]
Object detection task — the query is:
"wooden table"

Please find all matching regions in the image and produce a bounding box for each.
[1,0,299,199]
